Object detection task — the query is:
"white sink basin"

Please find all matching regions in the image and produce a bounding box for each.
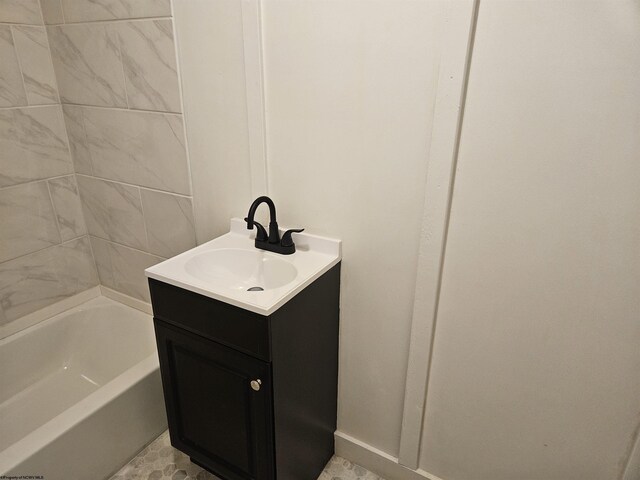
[145,218,341,315]
[184,248,298,291]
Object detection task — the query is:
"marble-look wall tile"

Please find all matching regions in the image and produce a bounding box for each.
[117,20,181,112]
[0,246,58,324]
[90,236,162,302]
[0,26,27,107]
[48,175,87,241]
[48,24,127,107]
[54,236,99,295]
[106,241,163,302]
[12,26,58,104]
[0,0,42,25]
[76,175,147,250]
[0,181,61,263]
[141,189,195,258]
[90,235,115,288]
[40,0,64,25]
[0,236,98,323]
[61,0,170,23]
[62,105,93,175]
[82,107,190,195]
[0,105,73,187]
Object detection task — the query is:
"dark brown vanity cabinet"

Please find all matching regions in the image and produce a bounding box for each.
[153,322,275,480]
[149,263,340,480]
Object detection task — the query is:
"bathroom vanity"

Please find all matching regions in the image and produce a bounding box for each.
[146,218,341,480]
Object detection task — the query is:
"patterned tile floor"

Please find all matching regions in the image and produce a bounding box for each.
[109,430,384,480]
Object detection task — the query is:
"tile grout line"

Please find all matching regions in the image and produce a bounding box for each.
[0,103,56,110]
[0,173,75,192]
[44,15,172,27]
[74,98,96,176]
[41,19,62,103]
[65,107,99,287]
[137,186,152,253]
[85,233,103,286]
[0,21,43,27]
[88,234,167,262]
[0,101,181,115]
[58,0,66,24]
[0,233,89,266]
[75,173,193,199]
[0,103,61,111]
[62,101,181,115]
[74,106,96,176]
[1,17,172,28]
[54,104,75,171]
[44,178,64,245]
[37,0,46,27]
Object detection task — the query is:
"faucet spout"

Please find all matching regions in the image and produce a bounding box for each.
[244,196,304,255]
[246,196,280,244]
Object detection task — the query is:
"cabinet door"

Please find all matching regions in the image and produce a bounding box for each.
[154,319,274,480]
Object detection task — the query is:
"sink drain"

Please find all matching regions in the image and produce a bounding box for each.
[247,286,264,292]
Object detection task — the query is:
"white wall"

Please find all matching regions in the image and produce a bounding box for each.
[173,0,640,479]
[261,0,444,456]
[173,0,253,243]
[420,1,640,479]
[173,0,446,458]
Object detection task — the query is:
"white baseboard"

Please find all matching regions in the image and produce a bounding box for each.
[335,431,443,480]
[100,286,153,315]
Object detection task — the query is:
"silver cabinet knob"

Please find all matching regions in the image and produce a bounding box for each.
[250,379,262,391]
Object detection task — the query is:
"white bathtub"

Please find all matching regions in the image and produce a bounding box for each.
[0,296,167,479]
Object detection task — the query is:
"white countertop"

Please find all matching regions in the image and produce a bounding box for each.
[145,218,341,315]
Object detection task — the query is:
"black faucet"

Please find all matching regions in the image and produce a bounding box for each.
[245,196,304,255]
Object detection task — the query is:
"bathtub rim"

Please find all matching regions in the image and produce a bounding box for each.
[0,297,159,474]
[0,354,159,474]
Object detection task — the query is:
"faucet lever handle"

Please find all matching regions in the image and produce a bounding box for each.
[244,217,268,242]
[281,228,304,247]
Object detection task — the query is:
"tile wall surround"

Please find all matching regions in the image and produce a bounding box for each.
[0,0,43,25]
[0,105,72,186]
[0,0,197,325]
[44,0,196,303]
[0,19,57,108]
[0,2,98,328]
[0,236,98,322]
